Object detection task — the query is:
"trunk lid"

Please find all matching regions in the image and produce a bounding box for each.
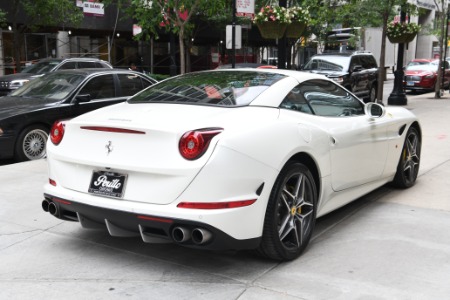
[49,102,278,205]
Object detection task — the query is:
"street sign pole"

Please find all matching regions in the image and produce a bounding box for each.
[232,0,236,68]
[278,0,287,69]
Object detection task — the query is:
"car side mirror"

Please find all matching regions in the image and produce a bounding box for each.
[364,102,386,119]
[75,94,91,103]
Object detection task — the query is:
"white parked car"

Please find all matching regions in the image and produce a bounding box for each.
[42,69,421,261]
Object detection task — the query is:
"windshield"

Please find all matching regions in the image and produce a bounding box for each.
[406,62,438,72]
[21,60,62,74]
[303,56,350,72]
[10,72,85,102]
[129,71,286,106]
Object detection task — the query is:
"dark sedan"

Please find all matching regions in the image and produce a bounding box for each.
[0,69,157,161]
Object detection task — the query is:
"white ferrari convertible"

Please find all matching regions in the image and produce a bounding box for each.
[43,69,421,261]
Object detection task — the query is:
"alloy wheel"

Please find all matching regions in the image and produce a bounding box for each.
[401,129,420,185]
[277,170,315,250]
[258,162,317,260]
[22,129,48,160]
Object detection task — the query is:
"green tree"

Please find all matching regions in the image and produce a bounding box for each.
[126,0,226,74]
[344,0,410,103]
[0,9,5,25]
[293,0,415,103]
[9,0,83,72]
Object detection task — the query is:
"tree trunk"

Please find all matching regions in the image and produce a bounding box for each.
[434,0,445,98]
[179,27,186,74]
[377,17,389,104]
[12,0,22,73]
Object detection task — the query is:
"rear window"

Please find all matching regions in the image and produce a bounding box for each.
[21,60,62,74]
[10,72,85,102]
[303,56,350,72]
[78,61,98,68]
[95,62,111,68]
[118,74,147,97]
[406,64,437,72]
[128,71,286,106]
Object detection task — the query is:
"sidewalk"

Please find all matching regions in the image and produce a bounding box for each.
[1,92,450,299]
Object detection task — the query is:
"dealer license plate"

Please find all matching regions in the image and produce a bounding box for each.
[88,171,127,198]
[407,81,415,86]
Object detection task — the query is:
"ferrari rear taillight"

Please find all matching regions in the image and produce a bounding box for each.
[50,121,65,145]
[179,128,223,160]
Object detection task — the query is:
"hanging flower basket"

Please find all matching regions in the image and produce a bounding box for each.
[252,5,310,40]
[387,22,420,44]
[257,22,288,39]
[253,5,289,39]
[387,34,407,43]
[387,32,417,44]
[404,32,418,43]
[285,22,306,39]
[285,6,309,39]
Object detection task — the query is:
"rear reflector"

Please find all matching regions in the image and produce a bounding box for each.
[177,199,256,209]
[81,126,145,134]
[52,197,71,205]
[49,179,57,186]
[137,215,173,224]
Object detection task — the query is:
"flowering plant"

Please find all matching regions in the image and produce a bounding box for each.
[253,5,290,24]
[387,22,421,37]
[287,6,310,23]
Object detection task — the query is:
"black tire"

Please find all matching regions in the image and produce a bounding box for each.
[257,162,317,261]
[368,84,377,103]
[391,127,421,188]
[14,125,49,162]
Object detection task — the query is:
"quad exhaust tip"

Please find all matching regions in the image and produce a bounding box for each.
[192,228,212,245]
[172,227,212,245]
[42,200,50,212]
[48,202,58,216]
[172,227,191,243]
[42,200,58,216]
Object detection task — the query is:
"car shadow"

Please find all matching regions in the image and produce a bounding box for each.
[313,184,393,241]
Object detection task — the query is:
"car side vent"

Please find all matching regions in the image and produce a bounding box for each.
[256,183,265,196]
[398,124,407,136]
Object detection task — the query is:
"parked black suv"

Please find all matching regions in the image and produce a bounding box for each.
[0,57,112,96]
[301,51,379,102]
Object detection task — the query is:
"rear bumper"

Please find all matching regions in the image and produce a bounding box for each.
[43,193,261,251]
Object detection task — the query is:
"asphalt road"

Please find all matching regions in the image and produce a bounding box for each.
[1,84,450,299]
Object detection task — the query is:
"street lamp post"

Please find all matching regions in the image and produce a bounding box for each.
[388,4,408,106]
[231,0,236,68]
